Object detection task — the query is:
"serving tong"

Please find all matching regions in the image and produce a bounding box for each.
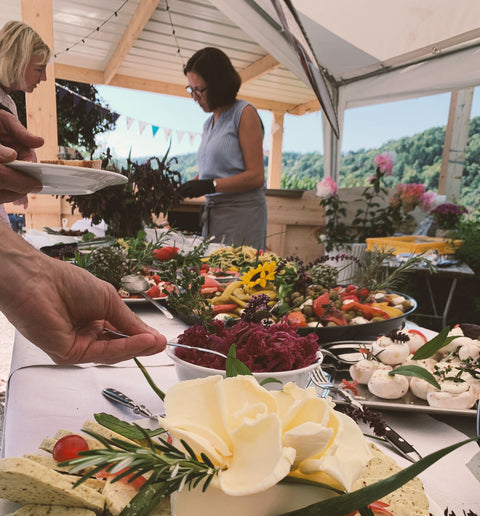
[310,360,423,463]
[102,328,227,359]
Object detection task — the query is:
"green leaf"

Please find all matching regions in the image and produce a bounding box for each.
[279,438,479,516]
[93,413,165,440]
[225,344,253,377]
[388,365,441,389]
[411,326,456,359]
[134,358,166,401]
[259,377,282,386]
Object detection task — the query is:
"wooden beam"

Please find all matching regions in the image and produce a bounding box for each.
[55,64,297,113]
[288,98,320,116]
[239,54,280,84]
[104,0,161,84]
[267,111,284,189]
[22,0,58,161]
[439,88,474,200]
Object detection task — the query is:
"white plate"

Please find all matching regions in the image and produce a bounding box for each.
[6,160,127,195]
[122,296,168,305]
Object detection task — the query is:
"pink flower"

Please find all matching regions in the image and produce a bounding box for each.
[419,191,436,212]
[316,176,338,199]
[388,183,433,214]
[373,152,396,176]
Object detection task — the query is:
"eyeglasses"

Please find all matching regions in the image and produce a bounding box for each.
[185,85,208,97]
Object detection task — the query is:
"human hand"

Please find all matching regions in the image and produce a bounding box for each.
[0,227,167,365]
[179,179,216,198]
[0,111,43,202]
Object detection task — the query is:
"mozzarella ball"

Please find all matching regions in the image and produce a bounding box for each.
[349,359,392,385]
[427,382,477,410]
[372,338,410,366]
[368,369,409,399]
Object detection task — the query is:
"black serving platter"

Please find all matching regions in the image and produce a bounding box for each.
[296,292,417,345]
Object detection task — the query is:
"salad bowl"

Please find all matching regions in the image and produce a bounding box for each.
[166,346,324,390]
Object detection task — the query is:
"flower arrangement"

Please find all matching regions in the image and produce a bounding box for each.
[387,182,436,233]
[430,202,468,230]
[316,153,436,248]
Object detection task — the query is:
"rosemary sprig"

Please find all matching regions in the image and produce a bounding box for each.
[60,426,220,516]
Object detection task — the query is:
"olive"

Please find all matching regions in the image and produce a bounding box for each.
[303,306,314,317]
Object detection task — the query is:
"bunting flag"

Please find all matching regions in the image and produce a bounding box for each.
[55,82,201,147]
[139,121,148,135]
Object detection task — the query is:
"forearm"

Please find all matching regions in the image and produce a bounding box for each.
[213,168,264,194]
[0,221,46,316]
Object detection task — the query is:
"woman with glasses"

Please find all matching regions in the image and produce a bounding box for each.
[179,47,267,250]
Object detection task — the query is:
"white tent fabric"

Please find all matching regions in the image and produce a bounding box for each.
[215,0,480,178]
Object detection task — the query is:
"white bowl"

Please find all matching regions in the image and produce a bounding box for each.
[165,346,323,390]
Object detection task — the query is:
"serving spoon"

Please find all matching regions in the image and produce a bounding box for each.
[102,327,228,359]
[121,274,174,319]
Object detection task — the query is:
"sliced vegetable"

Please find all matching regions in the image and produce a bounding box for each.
[342,301,390,320]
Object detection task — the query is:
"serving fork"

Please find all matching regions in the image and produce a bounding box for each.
[309,367,423,463]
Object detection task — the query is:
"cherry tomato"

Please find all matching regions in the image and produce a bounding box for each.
[145,284,160,298]
[53,435,89,462]
[153,246,179,261]
[151,274,161,284]
[285,311,308,327]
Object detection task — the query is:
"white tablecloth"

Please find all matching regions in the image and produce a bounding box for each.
[1,314,479,515]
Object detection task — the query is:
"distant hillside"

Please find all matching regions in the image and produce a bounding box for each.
[120,116,480,211]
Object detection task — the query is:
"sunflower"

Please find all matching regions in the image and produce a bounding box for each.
[241,261,276,289]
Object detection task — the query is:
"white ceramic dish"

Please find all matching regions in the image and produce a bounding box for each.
[122,295,168,305]
[166,346,323,390]
[6,160,127,195]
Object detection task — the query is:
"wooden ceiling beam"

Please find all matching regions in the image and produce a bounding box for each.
[104,0,162,85]
[239,54,281,84]
[288,98,321,116]
[55,63,298,113]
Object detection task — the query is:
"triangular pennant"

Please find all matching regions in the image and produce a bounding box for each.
[139,121,148,135]
[73,95,81,107]
[152,125,160,137]
[176,130,185,143]
[164,128,172,140]
[85,100,94,114]
[126,117,134,130]
[111,112,120,123]
[189,132,197,145]
[57,88,67,101]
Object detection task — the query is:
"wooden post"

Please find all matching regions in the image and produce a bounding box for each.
[21,0,58,160]
[439,88,474,201]
[267,111,284,189]
[20,0,61,228]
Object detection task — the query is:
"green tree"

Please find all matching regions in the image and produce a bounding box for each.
[11,80,117,158]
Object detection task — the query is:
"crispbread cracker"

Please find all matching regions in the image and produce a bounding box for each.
[23,455,97,480]
[352,444,430,515]
[81,420,138,447]
[0,458,105,514]
[102,480,171,516]
[8,505,97,515]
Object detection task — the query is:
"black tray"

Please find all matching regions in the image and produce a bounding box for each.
[297,292,417,345]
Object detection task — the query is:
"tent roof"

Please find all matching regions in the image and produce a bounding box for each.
[5,0,480,115]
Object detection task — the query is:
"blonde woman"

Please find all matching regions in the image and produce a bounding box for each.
[0,20,51,225]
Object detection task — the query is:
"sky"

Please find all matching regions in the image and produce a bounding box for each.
[94,85,480,160]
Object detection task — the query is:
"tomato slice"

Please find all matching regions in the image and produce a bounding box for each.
[408,329,428,342]
[95,466,146,490]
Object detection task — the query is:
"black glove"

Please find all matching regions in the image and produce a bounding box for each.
[179,179,216,198]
